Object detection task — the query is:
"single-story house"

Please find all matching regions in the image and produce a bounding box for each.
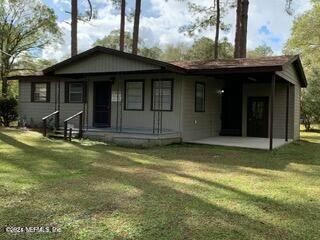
[10,46,307,150]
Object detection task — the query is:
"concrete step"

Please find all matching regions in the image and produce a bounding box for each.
[47,133,65,139]
[47,130,79,139]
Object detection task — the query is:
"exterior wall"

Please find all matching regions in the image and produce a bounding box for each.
[277,63,302,140]
[18,63,303,142]
[19,79,87,128]
[84,73,183,132]
[181,76,223,141]
[242,82,295,139]
[276,64,300,85]
[293,84,301,140]
[55,53,161,74]
[18,80,56,127]
[18,73,183,133]
[110,74,182,132]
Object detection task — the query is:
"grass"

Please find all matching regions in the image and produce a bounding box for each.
[0,129,319,240]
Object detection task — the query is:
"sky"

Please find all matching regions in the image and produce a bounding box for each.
[41,0,313,60]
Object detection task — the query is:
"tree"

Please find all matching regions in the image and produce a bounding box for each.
[188,37,234,60]
[234,0,249,58]
[71,0,78,56]
[218,37,234,59]
[93,30,162,58]
[120,0,126,51]
[70,0,94,56]
[179,1,232,59]
[301,77,320,131]
[234,0,301,58]
[93,30,133,52]
[188,37,215,60]
[0,97,18,127]
[132,0,142,54]
[0,0,60,97]
[284,2,320,130]
[247,44,273,58]
[109,0,126,51]
[160,43,191,61]
[214,0,221,59]
[139,46,162,59]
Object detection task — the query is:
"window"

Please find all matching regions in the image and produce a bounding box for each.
[65,82,85,103]
[31,83,50,102]
[152,79,173,111]
[124,80,144,110]
[195,82,205,112]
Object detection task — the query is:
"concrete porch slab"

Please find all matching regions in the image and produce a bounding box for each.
[186,136,293,150]
[83,128,182,147]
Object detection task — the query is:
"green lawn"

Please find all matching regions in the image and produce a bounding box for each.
[0,129,320,240]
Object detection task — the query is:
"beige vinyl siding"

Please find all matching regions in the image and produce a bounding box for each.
[18,61,303,141]
[19,74,184,134]
[276,64,300,85]
[85,73,182,132]
[19,80,56,127]
[181,76,223,141]
[293,85,301,140]
[277,62,302,140]
[242,82,295,139]
[19,79,85,128]
[55,53,161,74]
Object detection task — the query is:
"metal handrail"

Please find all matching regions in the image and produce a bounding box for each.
[42,111,59,121]
[63,111,83,140]
[42,111,59,137]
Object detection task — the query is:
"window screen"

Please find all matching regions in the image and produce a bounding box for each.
[69,83,83,103]
[152,79,173,111]
[32,83,48,102]
[125,81,144,110]
[195,82,205,112]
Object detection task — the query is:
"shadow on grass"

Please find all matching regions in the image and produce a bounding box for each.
[1,129,320,239]
[72,138,320,172]
[301,129,320,133]
[0,149,305,240]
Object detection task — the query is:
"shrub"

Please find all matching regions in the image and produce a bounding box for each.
[0,97,18,127]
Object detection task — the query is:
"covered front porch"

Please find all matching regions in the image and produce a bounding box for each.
[210,70,299,150]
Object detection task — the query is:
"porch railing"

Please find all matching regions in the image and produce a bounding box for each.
[64,111,83,141]
[42,111,59,137]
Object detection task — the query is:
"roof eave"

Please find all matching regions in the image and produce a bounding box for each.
[43,46,186,75]
[186,65,283,75]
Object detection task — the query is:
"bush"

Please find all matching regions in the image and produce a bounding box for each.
[0,97,18,127]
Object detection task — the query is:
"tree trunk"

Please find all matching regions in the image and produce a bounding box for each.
[234,0,249,58]
[240,0,249,58]
[214,0,220,59]
[119,0,126,51]
[132,0,141,55]
[0,58,9,97]
[1,74,8,98]
[234,0,242,58]
[71,0,78,57]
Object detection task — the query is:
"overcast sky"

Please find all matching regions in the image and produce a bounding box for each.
[41,0,312,60]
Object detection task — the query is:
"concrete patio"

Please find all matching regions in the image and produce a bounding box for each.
[187,136,293,150]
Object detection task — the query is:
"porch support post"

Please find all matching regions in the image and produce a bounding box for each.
[285,82,290,142]
[116,77,119,132]
[120,78,123,132]
[269,74,276,151]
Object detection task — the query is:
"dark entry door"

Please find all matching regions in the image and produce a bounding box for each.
[94,82,111,127]
[247,97,269,138]
[220,82,243,136]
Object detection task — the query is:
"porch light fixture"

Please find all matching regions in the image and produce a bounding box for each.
[217,89,225,95]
